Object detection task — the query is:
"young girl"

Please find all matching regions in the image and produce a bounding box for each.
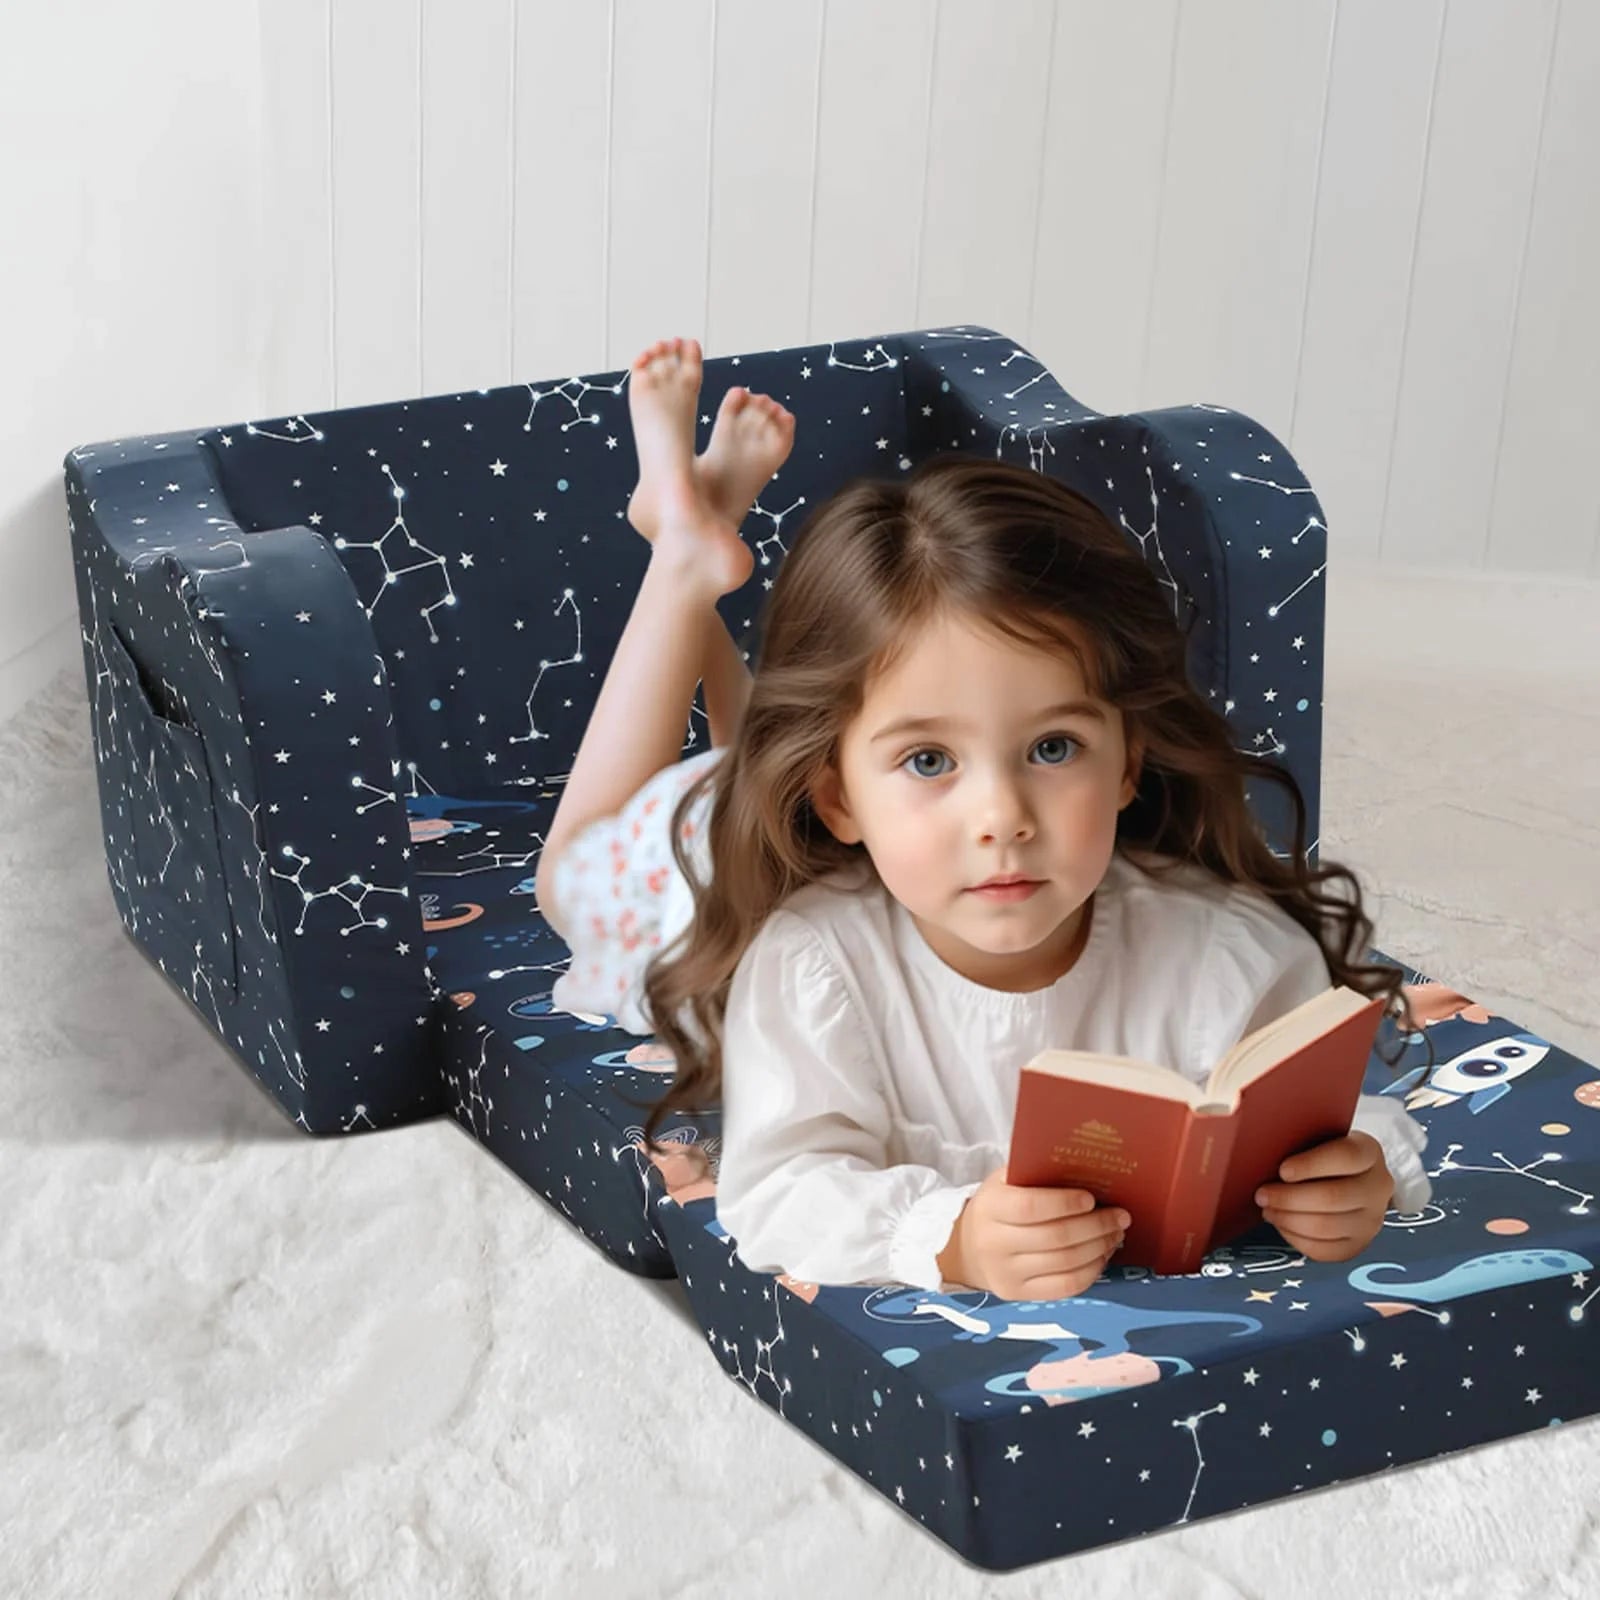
[536,336,1433,1303]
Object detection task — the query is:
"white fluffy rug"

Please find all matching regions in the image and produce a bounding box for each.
[3,562,1598,1598]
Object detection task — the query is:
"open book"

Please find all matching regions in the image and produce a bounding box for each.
[1005,986,1386,1276]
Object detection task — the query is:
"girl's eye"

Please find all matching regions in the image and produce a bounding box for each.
[900,734,1082,780]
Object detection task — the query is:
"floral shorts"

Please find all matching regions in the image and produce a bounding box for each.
[546,746,725,1035]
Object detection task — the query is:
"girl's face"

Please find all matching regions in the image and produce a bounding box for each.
[810,608,1142,992]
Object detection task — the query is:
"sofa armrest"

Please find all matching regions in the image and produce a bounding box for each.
[898,326,1327,864]
[66,435,442,1134]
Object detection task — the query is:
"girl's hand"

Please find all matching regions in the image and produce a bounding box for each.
[937,1165,1128,1301]
[1255,1130,1394,1262]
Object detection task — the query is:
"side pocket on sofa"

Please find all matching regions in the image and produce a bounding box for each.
[101,617,239,996]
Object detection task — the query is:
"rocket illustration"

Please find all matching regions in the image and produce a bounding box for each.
[1380,1031,1550,1114]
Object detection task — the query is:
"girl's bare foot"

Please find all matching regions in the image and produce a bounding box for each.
[625,337,704,533]
[697,384,797,527]
[626,345,796,541]
[626,338,754,596]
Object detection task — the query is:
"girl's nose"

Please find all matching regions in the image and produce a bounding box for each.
[977,790,1033,842]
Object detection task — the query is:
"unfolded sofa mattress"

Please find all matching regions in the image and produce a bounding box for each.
[415,789,1600,1569]
[65,322,1600,1571]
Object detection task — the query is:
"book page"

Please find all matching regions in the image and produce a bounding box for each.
[1024,1051,1207,1107]
[1208,987,1371,1097]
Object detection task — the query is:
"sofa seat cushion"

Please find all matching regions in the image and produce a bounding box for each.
[648,956,1600,1570]
[410,799,1600,1568]
[410,785,690,1276]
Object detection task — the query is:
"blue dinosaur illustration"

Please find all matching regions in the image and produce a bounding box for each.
[865,1285,1261,1353]
[1348,1248,1593,1302]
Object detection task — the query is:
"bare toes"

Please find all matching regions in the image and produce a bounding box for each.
[634,337,698,381]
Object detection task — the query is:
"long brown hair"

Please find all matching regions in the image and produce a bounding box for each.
[629,454,1423,1153]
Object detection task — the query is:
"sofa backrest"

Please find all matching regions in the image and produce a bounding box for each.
[63,322,1328,1142]
[202,337,919,798]
[188,321,1324,860]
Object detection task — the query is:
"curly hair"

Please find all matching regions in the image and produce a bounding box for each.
[627,453,1425,1153]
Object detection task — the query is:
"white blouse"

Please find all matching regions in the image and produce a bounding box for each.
[714,848,1433,1292]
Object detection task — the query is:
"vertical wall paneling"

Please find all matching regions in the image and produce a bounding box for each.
[510,2,614,385]
[1293,0,1444,564]
[331,0,423,408]
[1028,0,1181,418]
[1140,0,1335,425]
[22,0,1600,717]
[915,0,1056,336]
[418,5,424,397]
[1286,8,1340,450]
[606,0,715,369]
[420,1,515,397]
[705,2,824,358]
[807,0,936,343]
[1488,1,1600,578]
[1022,1,1061,350]
[0,0,260,703]
[1380,0,1560,569]
[1137,23,1182,419]
[328,1,339,407]
[259,0,335,418]
[509,1,517,381]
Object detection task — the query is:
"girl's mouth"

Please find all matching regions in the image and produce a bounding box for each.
[967,881,1041,903]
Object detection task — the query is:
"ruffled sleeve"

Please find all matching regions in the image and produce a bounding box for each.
[1347,1092,1432,1214]
[714,909,983,1291]
[1201,889,1434,1216]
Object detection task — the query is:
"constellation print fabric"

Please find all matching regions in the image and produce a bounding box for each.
[548,747,725,1034]
[64,321,1329,1140]
[65,324,1600,1572]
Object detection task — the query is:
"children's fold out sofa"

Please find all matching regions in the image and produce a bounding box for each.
[65,324,1600,1572]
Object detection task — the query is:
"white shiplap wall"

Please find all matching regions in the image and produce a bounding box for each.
[7,0,1599,720]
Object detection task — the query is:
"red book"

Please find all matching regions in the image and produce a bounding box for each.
[1005,987,1386,1276]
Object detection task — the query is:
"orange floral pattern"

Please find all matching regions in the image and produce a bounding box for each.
[547,748,725,1017]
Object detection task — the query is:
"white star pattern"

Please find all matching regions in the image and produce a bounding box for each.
[71,324,1557,1573]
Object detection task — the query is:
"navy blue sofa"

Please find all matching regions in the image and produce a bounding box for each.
[65,325,1600,1570]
